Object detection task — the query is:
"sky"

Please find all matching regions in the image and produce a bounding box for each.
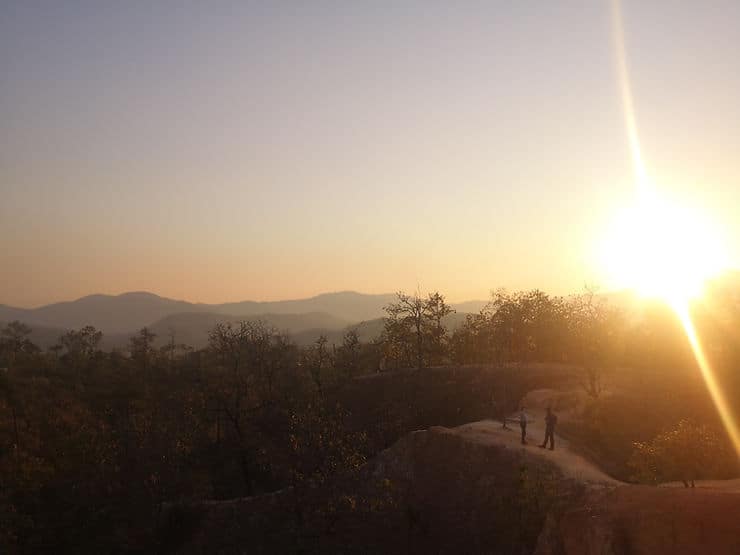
[2,1,740,307]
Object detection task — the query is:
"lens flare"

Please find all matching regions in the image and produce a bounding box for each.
[611,0,648,193]
[610,0,740,459]
[674,303,740,459]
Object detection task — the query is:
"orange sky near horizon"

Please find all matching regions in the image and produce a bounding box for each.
[2,2,740,308]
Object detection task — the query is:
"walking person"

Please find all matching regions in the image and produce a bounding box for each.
[539,407,557,450]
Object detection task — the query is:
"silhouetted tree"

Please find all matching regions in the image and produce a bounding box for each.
[129,327,157,369]
[450,289,568,367]
[60,325,103,359]
[565,289,623,398]
[425,292,454,364]
[383,290,452,370]
[336,329,361,377]
[306,335,330,394]
[0,321,38,369]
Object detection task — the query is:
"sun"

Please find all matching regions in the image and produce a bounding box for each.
[600,189,729,307]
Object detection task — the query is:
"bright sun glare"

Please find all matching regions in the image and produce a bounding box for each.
[604,0,740,461]
[600,190,729,306]
[606,0,729,308]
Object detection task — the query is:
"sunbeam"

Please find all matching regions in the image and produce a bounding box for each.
[674,302,740,459]
[610,0,740,459]
[611,0,648,194]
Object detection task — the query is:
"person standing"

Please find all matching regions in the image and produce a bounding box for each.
[508,407,530,445]
[540,407,557,450]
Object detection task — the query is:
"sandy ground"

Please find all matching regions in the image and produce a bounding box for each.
[659,478,740,492]
[448,416,740,493]
[448,411,621,487]
[446,384,740,493]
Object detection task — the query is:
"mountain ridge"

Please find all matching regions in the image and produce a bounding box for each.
[0,290,488,335]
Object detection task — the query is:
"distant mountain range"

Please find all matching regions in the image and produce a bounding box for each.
[9,275,736,351]
[0,291,489,350]
[0,291,400,334]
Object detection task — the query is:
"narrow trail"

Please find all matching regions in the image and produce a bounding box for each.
[447,411,622,487]
[443,389,740,492]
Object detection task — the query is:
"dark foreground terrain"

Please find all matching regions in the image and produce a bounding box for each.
[164,417,740,554]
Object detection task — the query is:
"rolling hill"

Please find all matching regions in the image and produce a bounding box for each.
[0,292,209,334]
[0,291,401,333]
[0,291,487,342]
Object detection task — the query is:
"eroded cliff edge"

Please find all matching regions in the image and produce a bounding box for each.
[161,423,740,554]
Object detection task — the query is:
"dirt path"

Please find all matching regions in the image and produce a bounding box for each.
[659,478,740,493]
[446,386,622,487]
[447,412,622,487]
[433,383,740,493]
[451,385,740,492]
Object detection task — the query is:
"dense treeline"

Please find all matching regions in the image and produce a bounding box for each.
[0,319,373,551]
[381,289,622,399]
[1,287,740,552]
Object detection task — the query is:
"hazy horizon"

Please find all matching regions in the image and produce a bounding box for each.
[0,286,508,310]
[4,1,740,307]
[6,3,740,553]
